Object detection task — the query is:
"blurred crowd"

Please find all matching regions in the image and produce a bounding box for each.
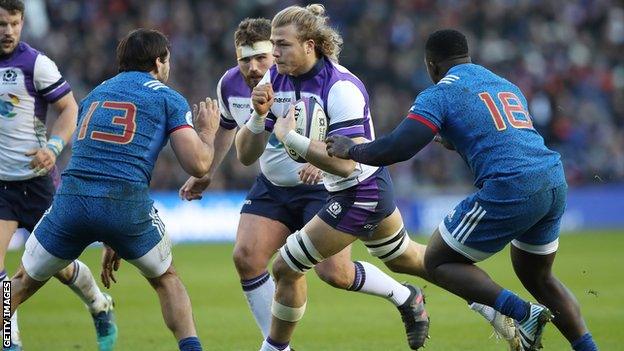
[25,0,624,194]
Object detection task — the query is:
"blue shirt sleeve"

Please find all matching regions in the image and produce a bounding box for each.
[165,91,193,134]
[409,86,446,132]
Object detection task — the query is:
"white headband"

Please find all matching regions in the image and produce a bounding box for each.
[236,40,273,60]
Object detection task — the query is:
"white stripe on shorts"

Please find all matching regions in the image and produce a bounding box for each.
[452,202,482,238]
[511,239,559,255]
[458,208,487,244]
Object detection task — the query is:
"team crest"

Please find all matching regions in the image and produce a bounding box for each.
[2,69,17,82]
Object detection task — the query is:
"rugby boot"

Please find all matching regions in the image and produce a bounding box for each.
[516,303,553,350]
[92,293,118,351]
[397,283,429,350]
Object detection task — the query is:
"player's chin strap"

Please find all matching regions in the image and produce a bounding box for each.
[363,226,410,262]
[279,229,325,274]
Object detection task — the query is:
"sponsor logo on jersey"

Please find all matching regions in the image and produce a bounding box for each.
[274,97,291,103]
[0,93,19,118]
[232,102,249,109]
[326,201,342,217]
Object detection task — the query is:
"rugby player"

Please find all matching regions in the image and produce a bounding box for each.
[0,1,115,349]
[327,29,599,351]
[7,28,218,351]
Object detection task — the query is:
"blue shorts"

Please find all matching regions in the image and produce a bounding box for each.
[241,174,328,232]
[33,194,167,260]
[439,184,567,261]
[0,176,54,231]
[317,168,397,237]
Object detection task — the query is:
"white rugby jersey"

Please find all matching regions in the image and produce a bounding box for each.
[217,66,307,186]
[258,57,378,192]
[0,42,71,181]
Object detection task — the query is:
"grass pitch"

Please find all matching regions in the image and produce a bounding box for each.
[8,231,622,350]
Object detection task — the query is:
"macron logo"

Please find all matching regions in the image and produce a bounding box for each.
[144,80,168,90]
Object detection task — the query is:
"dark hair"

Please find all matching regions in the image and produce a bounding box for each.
[425,29,469,63]
[117,29,170,73]
[0,0,24,16]
[234,18,271,47]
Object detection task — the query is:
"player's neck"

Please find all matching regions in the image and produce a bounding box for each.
[291,55,319,77]
[439,57,471,77]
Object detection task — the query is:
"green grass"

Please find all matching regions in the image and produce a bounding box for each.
[8,230,623,350]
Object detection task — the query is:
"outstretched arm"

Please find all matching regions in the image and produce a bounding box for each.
[326,117,436,166]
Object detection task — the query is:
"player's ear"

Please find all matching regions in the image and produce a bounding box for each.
[304,39,315,55]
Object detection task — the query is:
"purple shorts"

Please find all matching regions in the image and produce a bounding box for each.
[317,168,397,237]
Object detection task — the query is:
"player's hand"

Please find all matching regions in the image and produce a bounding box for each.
[179,175,211,201]
[25,148,56,176]
[193,97,220,137]
[299,163,323,185]
[274,105,296,142]
[251,83,274,116]
[433,135,455,150]
[325,135,356,159]
[101,245,121,289]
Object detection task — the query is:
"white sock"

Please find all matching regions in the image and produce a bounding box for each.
[470,302,496,322]
[241,271,275,338]
[66,260,109,314]
[259,339,290,351]
[2,272,20,346]
[348,261,411,306]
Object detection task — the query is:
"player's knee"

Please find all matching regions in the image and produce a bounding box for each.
[271,254,300,283]
[276,229,325,276]
[315,262,352,289]
[147,264,178,290]
[365,227,410,263]
[232,244,269,277]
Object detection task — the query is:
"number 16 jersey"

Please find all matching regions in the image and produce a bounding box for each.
[409,63,565,199]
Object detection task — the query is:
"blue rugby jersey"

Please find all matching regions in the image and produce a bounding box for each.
[58,71,193,200]
[409,63,565,198]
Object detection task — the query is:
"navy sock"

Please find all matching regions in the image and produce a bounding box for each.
[347,261,366,291]
[178,336,202,351]
[241,271,271,292]
[0,269,6,281]
[267,336,289,350]
[494,289,529,321]
[572,333,598,351]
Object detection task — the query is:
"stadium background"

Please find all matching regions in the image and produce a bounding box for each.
[8,0,623,350]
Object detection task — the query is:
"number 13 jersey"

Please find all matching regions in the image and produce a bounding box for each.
[60,71,192,200]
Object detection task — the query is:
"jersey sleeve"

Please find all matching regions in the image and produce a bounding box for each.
[216,74,238,130]
[326,80,367,138]
[165,91,193,134]
[33,54,71,103]
[408,87,445,133]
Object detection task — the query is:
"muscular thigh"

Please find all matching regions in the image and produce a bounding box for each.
[235,213,291,262]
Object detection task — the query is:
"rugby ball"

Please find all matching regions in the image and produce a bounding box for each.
[285,97,328,163]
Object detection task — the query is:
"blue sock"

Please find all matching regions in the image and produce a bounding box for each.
[494,289,529,321]
[572,333,598,351]
[0,269,6,281]
[267,336,289,350]
[178,336,202,351]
